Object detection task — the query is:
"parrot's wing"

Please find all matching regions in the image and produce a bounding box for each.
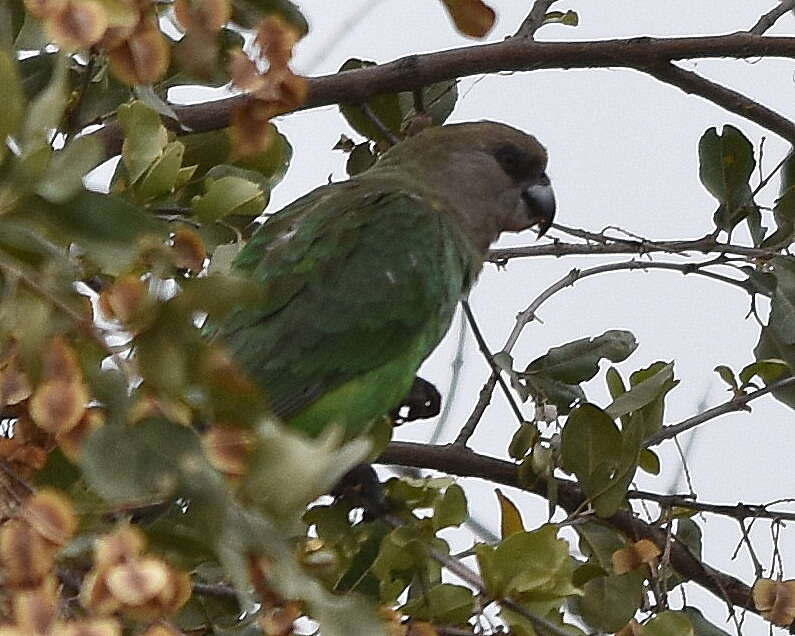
[217,180,473,423]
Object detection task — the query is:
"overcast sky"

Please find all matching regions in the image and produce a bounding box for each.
[173,2,795,632]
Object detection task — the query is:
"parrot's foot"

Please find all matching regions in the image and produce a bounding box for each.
[331,463,388,520]
[390,376,441,424]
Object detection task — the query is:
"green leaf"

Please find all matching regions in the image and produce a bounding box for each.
[763,152,795,248]
[561,403,638,517]
[181,124,292,191]
[543,10,579,26]
[118,101,168,184]
[229,0,308,33]
[713,364,738,391]
[18,53,57,100]
[0,0,25,51]
[135,140,185,201]
[22,54,69,148]
[401,583,474,624]
[681,607,732,635]
[338,59,460,142]
[433,483,467,530]
[339,59,403,143]
[192,175,265,223]
[576,569,644,632]
[638,448,660,475]
[134,84,179,122]
[768,256,795,345]
[0,49,24,162]
[82,417,222,503]
[753,326,795,409]
[476,525,578,609]
[561,403,621,478]
[397,79,459,127]
[641,610,693,636]
[739,358,789,387]
[605,362,675,421]
[346,142,376,177]
[242,422,370,523]
[524,330,637,384]
[698,125,757,233]
[35,135,103,203]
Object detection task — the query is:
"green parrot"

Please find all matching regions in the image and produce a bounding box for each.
[215,121,555,437]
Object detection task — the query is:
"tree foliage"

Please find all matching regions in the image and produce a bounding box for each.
[1,1,795,635]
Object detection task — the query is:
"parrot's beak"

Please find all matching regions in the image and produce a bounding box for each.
[522,181,556,238]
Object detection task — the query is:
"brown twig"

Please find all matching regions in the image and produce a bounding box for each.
[515,0,559,38]
[643,61,795,144]
[488,235,779,263]
[750,0,795,35]
[91,33,795,156]
[646,375,795,446]
[627,490,795,523]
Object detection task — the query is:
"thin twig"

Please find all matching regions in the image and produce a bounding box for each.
[359,103,401,146]
[453,301,525,446]
[489,234,779,263]
[645,375,795,446]
[750,0,795,35]
[628,490,795,523]
[457,259,753,448]
[515,0,558,38]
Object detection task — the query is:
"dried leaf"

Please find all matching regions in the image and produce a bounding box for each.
[202,425,253,476]
[495,488,525,537]
[23,488,77,546]
[174,0,229,32]
[753,578,795,626]
[611,539,661,575]
[106,557,170,606]
[440,0,495,38]
[29,379,88,434]
[107,17,170,85]
[0,519,57,586]
[172,228,206,271]
[46,0,108,49]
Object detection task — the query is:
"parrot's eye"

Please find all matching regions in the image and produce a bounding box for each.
[494,143,532,181]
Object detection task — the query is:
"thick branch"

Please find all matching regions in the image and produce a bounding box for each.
[378,442,759,619]
[644,61,795,143]
[93,33,795,156]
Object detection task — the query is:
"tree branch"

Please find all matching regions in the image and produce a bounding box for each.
[515,0,559,38]
[488,235,778,263]
[646,375,795,446]
[92,33,795,156]
[627,490,795,523]
[643,61,795,143]
[750,0,795,35]
[377,442,762,621]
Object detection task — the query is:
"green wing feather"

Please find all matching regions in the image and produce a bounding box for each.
[216,176,478,435]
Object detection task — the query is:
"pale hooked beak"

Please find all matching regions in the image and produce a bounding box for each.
[522,180,556,238]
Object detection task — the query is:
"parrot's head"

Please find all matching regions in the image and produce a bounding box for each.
[379,121,555,252]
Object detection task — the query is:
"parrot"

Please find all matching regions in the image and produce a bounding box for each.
[215,121,555,437]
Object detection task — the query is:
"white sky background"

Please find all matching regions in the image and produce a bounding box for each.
[178,2,795,633]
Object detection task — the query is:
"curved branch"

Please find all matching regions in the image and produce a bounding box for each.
[454,259,752,447]
[378,441,762,621]
[92,33,795,156]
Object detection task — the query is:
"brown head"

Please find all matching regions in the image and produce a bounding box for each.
[376,121,556,253]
